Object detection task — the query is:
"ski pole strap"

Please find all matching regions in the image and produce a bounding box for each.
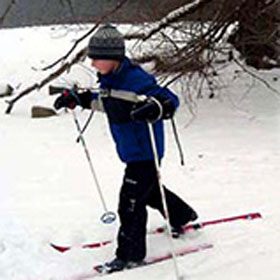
[69,88,82,106]
[171,118,185,166]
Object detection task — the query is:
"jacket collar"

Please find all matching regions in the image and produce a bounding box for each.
[97,57,131,88]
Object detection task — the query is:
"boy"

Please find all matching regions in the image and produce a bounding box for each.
[54,24,197,272]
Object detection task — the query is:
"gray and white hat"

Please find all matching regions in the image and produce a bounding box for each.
[87,24,125,61]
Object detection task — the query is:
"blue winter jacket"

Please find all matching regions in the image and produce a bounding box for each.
[93,57,179,163]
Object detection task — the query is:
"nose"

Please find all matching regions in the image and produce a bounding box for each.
[91,59,95,67]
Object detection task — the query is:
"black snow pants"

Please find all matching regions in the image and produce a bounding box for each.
[116,160,196,262]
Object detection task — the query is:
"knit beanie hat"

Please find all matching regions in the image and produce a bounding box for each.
[87,24,125,61]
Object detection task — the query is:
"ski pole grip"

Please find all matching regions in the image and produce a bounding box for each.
[49,85,68,95]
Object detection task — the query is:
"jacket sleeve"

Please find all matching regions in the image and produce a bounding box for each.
[136,74,180,113]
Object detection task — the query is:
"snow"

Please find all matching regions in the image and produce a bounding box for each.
[1,25,280,280]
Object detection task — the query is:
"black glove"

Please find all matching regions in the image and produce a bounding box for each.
[130,97,163,122]
[131,96,176,122]
[54,89,92,110]
[54,89,78,110]
[157,96,176,119]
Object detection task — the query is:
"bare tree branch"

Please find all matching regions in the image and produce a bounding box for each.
[42,0,129,70]
[233,57,280,96]
[4,0,129,114]
[5,48,86,114]
[125,0,214,41]
[4,0,280,115]
[0,0,16,26]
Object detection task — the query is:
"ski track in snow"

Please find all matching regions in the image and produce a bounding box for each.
[0,25,280,280]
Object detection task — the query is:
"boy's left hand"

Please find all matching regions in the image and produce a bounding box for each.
[130,97,163,122]
[131,97,176,122]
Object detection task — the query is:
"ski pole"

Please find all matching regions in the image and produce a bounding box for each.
[71,110,116,224]
[171,118,185,166]
[147,122,183,280]
[76,110,94,143]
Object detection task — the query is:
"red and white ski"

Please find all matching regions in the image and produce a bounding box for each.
[71,243,213,279]
[51,212,261,253]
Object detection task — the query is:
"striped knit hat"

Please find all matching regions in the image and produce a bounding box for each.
[87,24,125,61]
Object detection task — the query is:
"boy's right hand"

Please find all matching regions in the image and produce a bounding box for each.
[54,89,80,110]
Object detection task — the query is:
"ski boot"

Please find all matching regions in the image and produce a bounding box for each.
[171,210,198,238]
[96,258,145,274]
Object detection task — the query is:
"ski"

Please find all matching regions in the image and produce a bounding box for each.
[51,212,261,253]
[72,243,213,279]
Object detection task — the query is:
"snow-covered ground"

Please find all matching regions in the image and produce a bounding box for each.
[0,25,280,280]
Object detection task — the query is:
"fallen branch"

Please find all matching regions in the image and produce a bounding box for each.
[5,48,86,114]
[4,0,129,114]
[125,0,214,41]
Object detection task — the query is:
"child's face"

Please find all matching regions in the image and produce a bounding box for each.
[91,59,120,75]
